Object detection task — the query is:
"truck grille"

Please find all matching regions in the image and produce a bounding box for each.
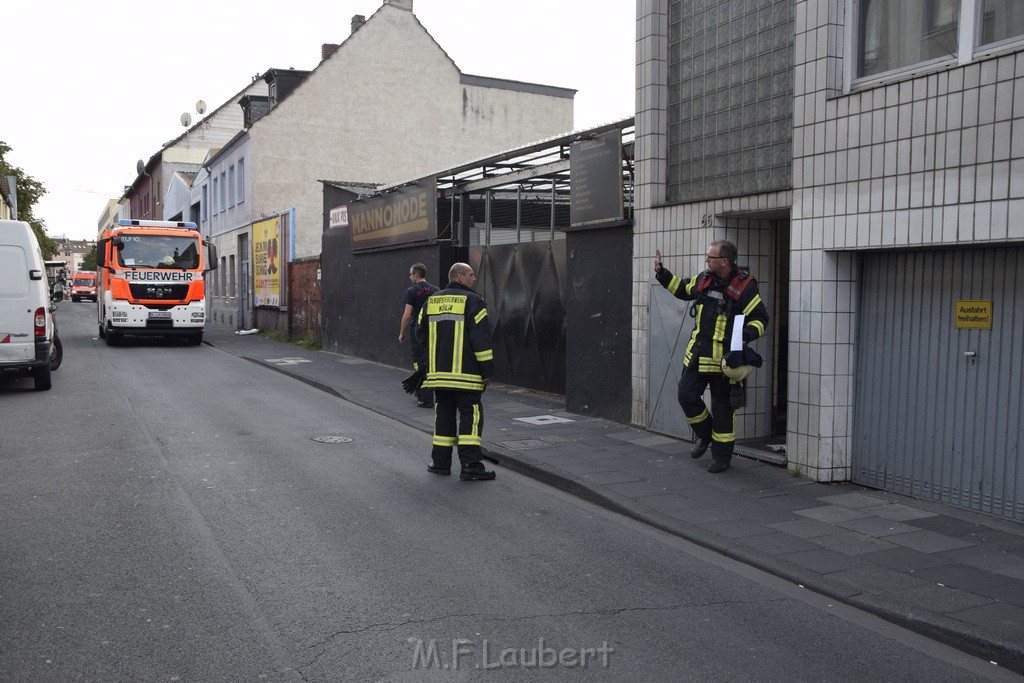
[129,283,190,300]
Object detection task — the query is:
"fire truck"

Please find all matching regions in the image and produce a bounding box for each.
[96,219,217,346]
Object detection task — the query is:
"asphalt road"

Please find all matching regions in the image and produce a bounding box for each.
[0,301,1017,682]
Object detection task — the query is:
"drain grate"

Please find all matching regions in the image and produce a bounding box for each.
[312,435,354,443]
[496,438,553,450]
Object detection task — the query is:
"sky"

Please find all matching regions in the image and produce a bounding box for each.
[1,0,635,242]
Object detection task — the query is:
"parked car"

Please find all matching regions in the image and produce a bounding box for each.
[0,219,58,390]
[71,271,97,302]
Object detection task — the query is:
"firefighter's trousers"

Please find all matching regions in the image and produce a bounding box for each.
[430,389,485,467]
[678,367,736,462]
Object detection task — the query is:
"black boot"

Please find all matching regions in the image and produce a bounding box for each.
[690,436,711,459]
[460,461,496,481]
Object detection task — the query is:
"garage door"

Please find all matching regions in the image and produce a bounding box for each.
[853,247,1024,521]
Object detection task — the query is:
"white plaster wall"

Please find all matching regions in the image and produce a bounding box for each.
[248,4,575,259]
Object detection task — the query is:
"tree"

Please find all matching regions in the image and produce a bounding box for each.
[0,140,55,259]
[80,244,98,271]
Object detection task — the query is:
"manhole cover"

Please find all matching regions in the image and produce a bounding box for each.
[496,438,553,450]
[312,435,354,443]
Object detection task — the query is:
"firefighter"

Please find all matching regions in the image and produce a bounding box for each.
[398,263,439,408]
[416,262,496,481]
[654,241,769,473]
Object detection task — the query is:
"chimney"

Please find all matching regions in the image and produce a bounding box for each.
[321,43,340,61]
[351,14,365,34]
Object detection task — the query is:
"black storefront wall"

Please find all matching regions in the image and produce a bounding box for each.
[321,184,458,367]
[322,183,634,424]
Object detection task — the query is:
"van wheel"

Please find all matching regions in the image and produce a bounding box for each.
[49,335,63,371]
[98,324,106,339]
[187,332,203,346]
[32,363,52,391]
[105,330,121,346]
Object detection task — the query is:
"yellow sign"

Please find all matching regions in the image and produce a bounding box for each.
[954,300,992,330]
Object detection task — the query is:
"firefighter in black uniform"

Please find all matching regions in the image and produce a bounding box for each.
[655,240,769,473]
[416,262,496,481]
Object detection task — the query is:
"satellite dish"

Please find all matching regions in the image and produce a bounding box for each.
[136,159,145,175]
[196,100,207,115]
[180,112,192,127]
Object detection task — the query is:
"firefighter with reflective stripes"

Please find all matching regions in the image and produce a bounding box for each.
[654,241,769,473]
[416,262,497,481]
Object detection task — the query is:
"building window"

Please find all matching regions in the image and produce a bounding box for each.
[237,160,245,204]
[858,0,958,78]
[980,0,1024,47]
[202,185,208,221]
[219,172,227,213]
[228,165,236,208]
[856,0,1024,80]
[212,178,219,215]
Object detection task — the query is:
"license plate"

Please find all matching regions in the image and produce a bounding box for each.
[148,311,172,319]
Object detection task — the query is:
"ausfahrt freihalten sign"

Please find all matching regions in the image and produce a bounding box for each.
[345,179,437,251]
[570,130,623,227]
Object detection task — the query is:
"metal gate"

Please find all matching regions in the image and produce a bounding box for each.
[853,247,1024,522]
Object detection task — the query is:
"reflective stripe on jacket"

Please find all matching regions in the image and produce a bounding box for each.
[416,281,494,391]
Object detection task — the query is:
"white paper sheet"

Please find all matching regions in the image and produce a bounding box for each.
[730,314,745,351]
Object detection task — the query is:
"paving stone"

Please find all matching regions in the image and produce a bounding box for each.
[914,564,1016,594]
[607,429,649,441]
[700,519,777,539]
[557,462,622,475]
[907,515,987,536]
[632,435,680,447]
[829,566,935,592]
[738,532,821,556]
[580,470,642,485]
[752,493,825,512]
[608,480,676,498]
[856,547,953,572]
[817,492,888,508]
[639,493,701,515]
[835,516,921,538]
[887,530,977,554]
[812,532,900,556]
[898,584,995,613]
[769,518,841,539]
[666,506,743,525]
[794,505,874,524]
[857,503,937,521]
[935,546,1024,572]
[782,548,863,574]
[949,601,1024,640]
[995,566,1024,581]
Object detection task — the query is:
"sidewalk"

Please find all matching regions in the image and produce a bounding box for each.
[203,324,1024,674]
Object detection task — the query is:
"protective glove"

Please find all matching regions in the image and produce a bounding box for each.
[401,367,426,394]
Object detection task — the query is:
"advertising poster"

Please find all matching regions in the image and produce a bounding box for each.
[253,216,281,307]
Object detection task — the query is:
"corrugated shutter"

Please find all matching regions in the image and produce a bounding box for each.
[854,247,1024,521]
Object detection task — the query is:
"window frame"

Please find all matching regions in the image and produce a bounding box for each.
[846,0,1024,91]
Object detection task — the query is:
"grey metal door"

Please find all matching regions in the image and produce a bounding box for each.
[238,233,250,330]
[853,247,1024,521]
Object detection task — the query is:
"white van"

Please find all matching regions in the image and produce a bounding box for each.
[0,219,57,390]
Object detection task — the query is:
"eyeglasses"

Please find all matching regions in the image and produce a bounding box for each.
[705,254,726,261]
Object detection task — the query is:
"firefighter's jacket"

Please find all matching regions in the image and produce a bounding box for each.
[416,281,494,391]
[656,265,769,374]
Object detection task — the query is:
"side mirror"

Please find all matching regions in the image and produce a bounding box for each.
[51,289,64,303]
[206,242,218,271]
[97,238,108,267]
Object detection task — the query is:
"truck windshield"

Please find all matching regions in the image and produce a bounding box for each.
[117,235,200,269]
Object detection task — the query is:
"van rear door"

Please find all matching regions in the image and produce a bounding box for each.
[0,244,36,363]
